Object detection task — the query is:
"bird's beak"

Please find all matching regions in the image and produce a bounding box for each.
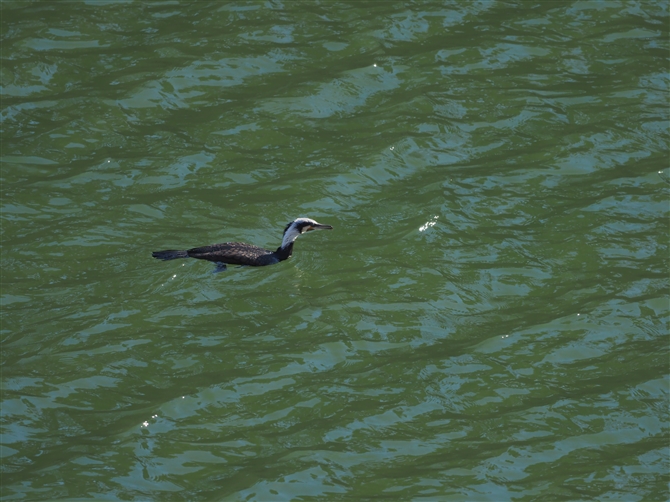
[308,223,333,231]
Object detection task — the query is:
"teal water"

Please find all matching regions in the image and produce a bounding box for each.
[2,1,669,500]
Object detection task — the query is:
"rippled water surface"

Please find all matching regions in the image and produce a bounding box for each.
[2,1,669,500]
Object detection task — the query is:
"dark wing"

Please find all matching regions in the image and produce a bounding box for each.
[186,242,278,266]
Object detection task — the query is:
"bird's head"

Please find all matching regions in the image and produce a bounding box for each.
[281,217,333,248]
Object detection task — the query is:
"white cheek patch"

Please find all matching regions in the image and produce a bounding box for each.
[281,225,302,248]
[280,218,322,248]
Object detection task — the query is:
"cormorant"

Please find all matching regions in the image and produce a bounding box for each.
[152,217,333,269]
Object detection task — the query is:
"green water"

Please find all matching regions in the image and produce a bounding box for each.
[2,1,668,500]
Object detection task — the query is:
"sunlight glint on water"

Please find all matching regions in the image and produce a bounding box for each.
[1,1,668,500]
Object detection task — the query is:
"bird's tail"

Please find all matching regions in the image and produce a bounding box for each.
[152,250,188,261]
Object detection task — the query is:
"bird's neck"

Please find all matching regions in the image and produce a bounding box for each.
[280,227,301,249]
[274,242,294,261]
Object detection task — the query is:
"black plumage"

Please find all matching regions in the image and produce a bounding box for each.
[152,242,291,266]
[152,218,332,269]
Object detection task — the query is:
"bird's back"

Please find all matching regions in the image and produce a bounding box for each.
[187,242,279,266]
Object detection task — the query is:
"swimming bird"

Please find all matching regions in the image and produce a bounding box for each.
[152,217,333,269]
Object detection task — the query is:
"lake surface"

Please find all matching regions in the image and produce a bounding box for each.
[2,1,668,500]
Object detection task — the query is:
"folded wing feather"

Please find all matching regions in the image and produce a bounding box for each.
[186,242,279,266]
